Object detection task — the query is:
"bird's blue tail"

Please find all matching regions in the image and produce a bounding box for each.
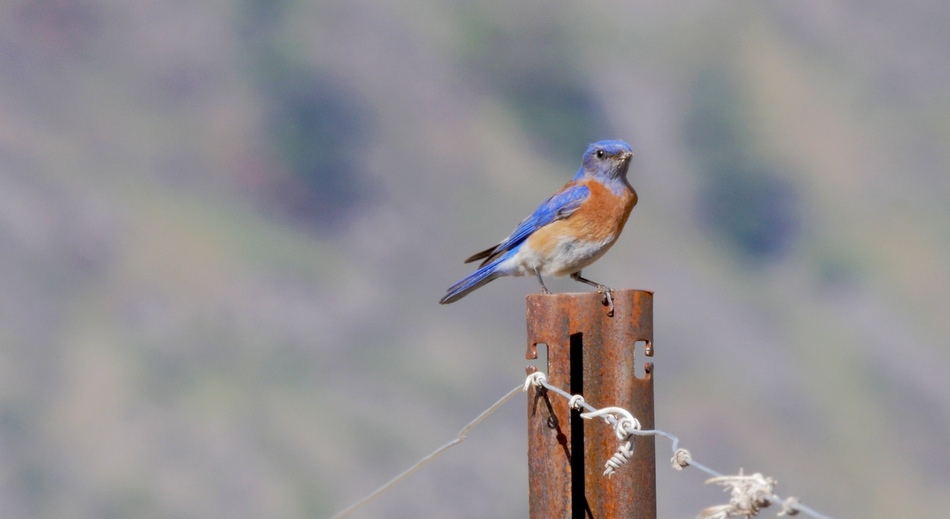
[440,253,511,304]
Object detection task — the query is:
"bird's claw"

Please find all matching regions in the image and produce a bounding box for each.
[597,286,615,317]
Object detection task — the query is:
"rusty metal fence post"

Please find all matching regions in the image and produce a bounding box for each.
[526,289,655,518]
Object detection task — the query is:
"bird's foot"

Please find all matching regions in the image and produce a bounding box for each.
[597,286,615,317]
[535,270,552,295]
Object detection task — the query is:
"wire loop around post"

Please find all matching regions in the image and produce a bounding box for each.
[523,371,547,392]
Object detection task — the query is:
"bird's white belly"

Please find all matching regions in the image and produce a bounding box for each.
[501,236,616,278]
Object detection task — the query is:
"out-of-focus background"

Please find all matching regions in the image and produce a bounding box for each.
[2,0,949,517]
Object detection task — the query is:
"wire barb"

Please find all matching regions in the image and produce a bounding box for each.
[780,497,801,516]
[699,470,776,518]
[672,447,691,470]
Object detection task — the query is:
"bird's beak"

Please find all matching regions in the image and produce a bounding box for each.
[621,151,633,161]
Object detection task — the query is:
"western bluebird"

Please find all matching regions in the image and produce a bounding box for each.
[440,140,637,315]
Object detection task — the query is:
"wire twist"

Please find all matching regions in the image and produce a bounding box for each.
[523,371,547,392]
[580,406,642,439]
[671,447,691,470]
[568,394,586,410]
[602,440,634,477]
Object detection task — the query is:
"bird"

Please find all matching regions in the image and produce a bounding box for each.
[440,139,637,315]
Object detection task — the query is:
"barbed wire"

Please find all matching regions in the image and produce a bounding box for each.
[330,372,837,519]
[524,371,835,519]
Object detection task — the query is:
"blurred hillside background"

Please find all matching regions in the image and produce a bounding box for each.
[1,0,949,517]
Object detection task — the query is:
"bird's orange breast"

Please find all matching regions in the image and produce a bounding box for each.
[566,179,637,242]
[525,179,637,260]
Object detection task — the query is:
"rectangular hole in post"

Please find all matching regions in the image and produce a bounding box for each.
[532,343,549,377]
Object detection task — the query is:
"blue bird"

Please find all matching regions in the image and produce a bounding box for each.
[440,140,637,314]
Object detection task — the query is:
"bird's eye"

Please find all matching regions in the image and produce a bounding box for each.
[595,150,605,159]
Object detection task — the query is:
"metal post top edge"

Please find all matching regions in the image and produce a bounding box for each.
[525,288,653,301]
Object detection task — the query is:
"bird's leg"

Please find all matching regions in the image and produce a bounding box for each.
[535,269,551,295]
[570,271,615,316]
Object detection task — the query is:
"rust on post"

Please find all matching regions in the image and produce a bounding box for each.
[526,289,655,519]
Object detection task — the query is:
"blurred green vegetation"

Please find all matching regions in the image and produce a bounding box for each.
[263,71,372,227]
[460,9,610,162]
[238,0,373,230]
[686,69,799,261]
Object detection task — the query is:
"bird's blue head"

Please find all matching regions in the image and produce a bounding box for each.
[575,140,634,184]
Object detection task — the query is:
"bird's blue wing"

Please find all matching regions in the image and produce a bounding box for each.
[473,183,590,264]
